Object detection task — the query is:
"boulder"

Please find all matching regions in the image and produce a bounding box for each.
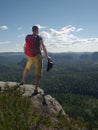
[0,81,65,116]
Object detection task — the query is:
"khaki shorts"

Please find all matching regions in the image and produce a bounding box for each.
[25,54,42,76]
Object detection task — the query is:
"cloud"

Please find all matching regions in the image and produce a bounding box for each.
[40,25,98,52]
[77,28,83,32]
[0,41,11,45]
[17,33,26,38]
[17,27,23,30]
[0,24,98,52]
[0,25,8,30]
[36,24,46,30]
[0,41,24,52]
[41,25,79,44]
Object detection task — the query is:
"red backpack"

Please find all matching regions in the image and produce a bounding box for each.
[24,34,42,57]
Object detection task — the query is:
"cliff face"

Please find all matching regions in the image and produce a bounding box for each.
[0,81,70,130]
[0,81,65,116]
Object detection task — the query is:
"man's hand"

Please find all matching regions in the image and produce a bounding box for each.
[47,56,52,62]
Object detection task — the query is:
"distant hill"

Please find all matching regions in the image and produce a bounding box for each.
[0,51,98,64]
[0,52,25,65]
[1,51,98,70]
[92,52,98,61]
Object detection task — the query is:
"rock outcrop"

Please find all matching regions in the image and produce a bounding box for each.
[0,81,65,116]
[1,81,86,130]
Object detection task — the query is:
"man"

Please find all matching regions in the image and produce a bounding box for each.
[20,25,52,95]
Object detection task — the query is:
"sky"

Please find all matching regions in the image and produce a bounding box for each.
[0,0,98,53]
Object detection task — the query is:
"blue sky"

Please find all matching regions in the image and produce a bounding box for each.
[0,0,98,52]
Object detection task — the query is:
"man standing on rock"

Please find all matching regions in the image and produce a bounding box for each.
[20,25,52,96]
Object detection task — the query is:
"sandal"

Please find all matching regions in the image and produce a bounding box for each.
[30,90,39,97]
[19,81,24,85]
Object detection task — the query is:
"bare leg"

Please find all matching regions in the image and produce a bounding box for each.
[20,68,29,84]
[34,75,41,91]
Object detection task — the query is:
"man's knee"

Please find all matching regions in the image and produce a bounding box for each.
[36,75,41,80]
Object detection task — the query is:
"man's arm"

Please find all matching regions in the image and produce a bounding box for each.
[40,40,52,62]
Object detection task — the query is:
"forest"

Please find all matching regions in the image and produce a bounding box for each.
[0,52,98,129]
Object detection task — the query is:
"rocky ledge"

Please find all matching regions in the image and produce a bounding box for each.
[0,81,66,116]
